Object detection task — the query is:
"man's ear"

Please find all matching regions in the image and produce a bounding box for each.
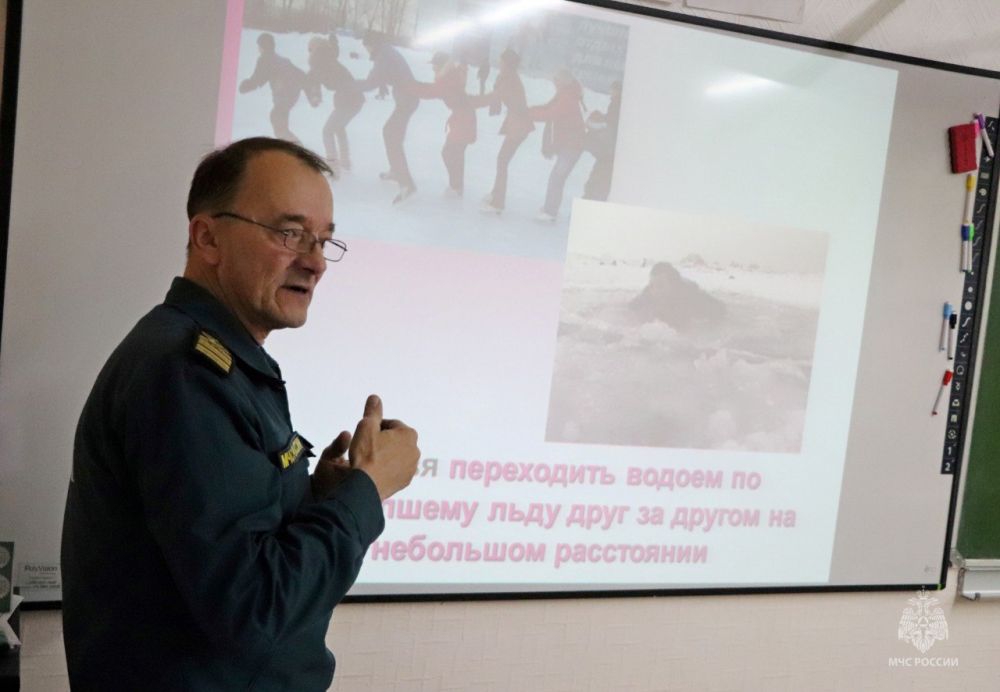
[188,214,222,265]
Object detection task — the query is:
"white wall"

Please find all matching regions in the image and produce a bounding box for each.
[15,2,1000,690]
[19,568,1000,691]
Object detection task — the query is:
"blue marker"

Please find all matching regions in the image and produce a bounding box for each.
[940,302,953,351]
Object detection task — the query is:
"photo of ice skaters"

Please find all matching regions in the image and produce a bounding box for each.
[545,201,830,453]
[229,0,628,259]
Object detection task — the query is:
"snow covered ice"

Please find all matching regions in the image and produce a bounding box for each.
[545,218,828,454]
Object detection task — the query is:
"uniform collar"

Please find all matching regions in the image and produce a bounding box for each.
[164,277,283,382]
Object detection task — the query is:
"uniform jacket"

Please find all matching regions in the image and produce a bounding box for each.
[61,277,384,691]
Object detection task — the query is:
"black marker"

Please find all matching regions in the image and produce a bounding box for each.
[947,313,958,359]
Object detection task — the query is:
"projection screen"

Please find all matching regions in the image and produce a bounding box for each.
[1,0,999,601]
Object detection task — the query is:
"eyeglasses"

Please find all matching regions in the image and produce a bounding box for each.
[212,211,347,262]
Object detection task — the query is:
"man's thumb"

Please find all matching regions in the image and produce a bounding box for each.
[363,394,383,422]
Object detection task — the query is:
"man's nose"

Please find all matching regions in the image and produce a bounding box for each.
[297,242,327,275]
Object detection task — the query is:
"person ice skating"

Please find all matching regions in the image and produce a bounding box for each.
[240,33,307,143]
[306,35,364,178]
[529,68,586,222]
[358,31,419,204]
[415,52,477,198]
[478,48,533,215]
[582,80,621,202]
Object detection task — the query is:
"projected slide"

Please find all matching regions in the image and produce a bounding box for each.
[217,0,898,592]
[226,2,628,261]
[547,203,828,453]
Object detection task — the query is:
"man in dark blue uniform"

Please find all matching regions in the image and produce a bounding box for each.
[61,137,420,690]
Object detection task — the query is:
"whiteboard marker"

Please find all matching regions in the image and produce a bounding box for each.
[977,114,994,158]
[963,173,976,224]
[932,370,953,416]
[968,223,976,273]
[947,313,958,359]
[962,224,971,272]
[940,302,952,351]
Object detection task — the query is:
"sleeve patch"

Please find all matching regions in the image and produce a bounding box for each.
[193,331,233,374]
[277,432,313,469]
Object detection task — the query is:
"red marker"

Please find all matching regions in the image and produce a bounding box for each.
[932,370,954,416]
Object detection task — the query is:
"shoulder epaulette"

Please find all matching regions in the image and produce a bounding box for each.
[193,331,233,374]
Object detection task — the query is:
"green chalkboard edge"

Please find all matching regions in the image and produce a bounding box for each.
[956,119,1000,561]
